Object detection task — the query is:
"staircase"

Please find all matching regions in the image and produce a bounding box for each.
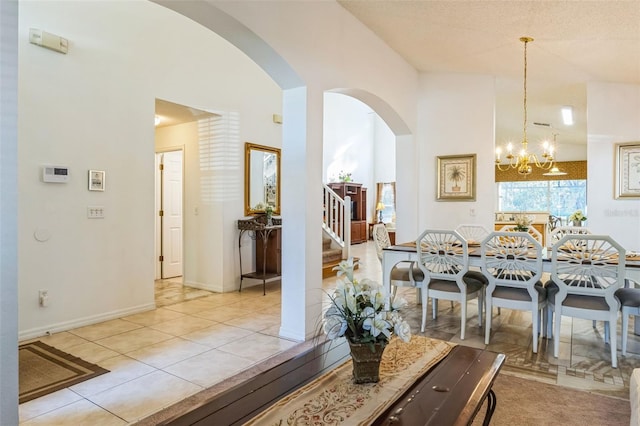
[322,236,343,278]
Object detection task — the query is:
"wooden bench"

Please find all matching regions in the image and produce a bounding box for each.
[153,340,504,426]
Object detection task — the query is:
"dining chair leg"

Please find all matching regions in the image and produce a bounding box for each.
[532,307,539,353]
[604,321,610,344]
[432,299,438,319]
[484,298,492,345]
[622,309,629,356]
[420,288,428,333]
[460,299,467,340]
[610,312,618,368]
[553,306,562,359]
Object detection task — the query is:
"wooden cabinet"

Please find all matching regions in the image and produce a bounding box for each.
[328,182,368,244]
[256,227,281,274]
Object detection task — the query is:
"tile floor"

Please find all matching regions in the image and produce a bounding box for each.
[19,241,640,424]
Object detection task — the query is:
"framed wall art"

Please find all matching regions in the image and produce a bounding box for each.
[88,170,105,191]
[615,142,640,199]
[437,154,476,201]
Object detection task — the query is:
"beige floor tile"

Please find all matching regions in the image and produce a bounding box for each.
[161,299,219,315]
[222,311,281,332]
[88,371,202,423]
[148,316,215,336]
[35,331,90,351]
[69,355,157,397]
[121,307,187,326]
[216,333,298,363]
[96,328,175,354]
[21,398,126,426]
[125,337,211,368]
[68,319,143,341]
[64,341,121,364]
[19,389,83,423]
[180,323,255,348]
[163,349,255,387]
[192,305,253,322]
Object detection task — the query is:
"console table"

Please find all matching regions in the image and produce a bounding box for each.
[237,217,282,295]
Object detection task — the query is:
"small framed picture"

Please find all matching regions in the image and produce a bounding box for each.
[615,142,640,199]
[436,154,476,201]
[88,170,105,191]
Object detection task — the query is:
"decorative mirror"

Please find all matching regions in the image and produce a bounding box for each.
[244,142,281,216]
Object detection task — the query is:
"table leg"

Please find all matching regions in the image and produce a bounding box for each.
[482,389,497,426]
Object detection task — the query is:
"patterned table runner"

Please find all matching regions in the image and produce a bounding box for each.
[244,336,454,426]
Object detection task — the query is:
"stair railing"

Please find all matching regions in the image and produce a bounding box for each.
[322,184,351,260]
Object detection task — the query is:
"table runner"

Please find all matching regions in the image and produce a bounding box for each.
[244,336,454,426]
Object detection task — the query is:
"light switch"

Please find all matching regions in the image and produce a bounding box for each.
[87,206,105,219]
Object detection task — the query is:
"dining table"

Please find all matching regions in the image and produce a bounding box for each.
[382,241,640,331]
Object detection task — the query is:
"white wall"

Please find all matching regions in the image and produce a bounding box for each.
[416,73,496,234]
[18,1,282,337]
[587,82,640,251]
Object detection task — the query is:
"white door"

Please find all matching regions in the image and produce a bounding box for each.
[160,150,183,278]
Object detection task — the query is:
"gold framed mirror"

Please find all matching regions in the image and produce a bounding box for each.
[244,142,281,216]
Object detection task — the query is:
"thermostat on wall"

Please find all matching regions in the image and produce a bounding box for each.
[42,166,69,183]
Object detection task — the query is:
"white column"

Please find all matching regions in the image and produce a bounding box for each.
[279,86,324,341]
[0,0,19,423]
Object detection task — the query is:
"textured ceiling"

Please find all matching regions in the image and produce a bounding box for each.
[338,0,640,155]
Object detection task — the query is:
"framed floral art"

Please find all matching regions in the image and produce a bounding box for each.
[615,142,640,199]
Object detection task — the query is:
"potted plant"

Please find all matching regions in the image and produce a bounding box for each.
[513,213,533,232]
[569,210,587,226]
[447,165,465,192]
[338,170,352,183]
[324,258,411,383]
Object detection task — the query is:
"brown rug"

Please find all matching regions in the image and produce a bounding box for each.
[473,373,630,425]
[19,341,109,404]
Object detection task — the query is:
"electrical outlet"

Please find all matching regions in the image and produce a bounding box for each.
[39,289,49,307]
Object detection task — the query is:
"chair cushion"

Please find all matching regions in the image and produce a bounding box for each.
[429,277,483,294]
[615,288,640,308]
[390,264,424,284]
[546,282,611,310]
[491,282,546,301]
[465,270,488,286]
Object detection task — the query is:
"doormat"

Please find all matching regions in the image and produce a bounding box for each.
[19,340,109,404]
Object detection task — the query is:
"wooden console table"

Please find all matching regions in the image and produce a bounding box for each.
[237,217,282,295]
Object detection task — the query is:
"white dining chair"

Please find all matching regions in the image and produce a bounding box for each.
[499,224,543,246]
[372,224,423,302]
[416,229,485,339]
[548,226,592,246]
[545,234,626,368]
[455,224,490,245]
[481,231,546,353]
[614,278,640,356]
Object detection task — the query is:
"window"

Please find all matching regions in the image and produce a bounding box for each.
[377,182,396,223]
[497,179,587,219]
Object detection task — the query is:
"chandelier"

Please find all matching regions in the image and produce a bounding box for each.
[496,37,555,175]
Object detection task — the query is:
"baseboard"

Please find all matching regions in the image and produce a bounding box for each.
[18,302,156,341]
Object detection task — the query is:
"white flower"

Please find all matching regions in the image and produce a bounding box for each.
[569,210,587,221]
[323,258,411,345]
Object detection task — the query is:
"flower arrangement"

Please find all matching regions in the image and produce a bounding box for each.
[323,259,411,349]
[264,204,274,217]
[513,213,533,232]
[569,210,587,222]
[338,170,352,182]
